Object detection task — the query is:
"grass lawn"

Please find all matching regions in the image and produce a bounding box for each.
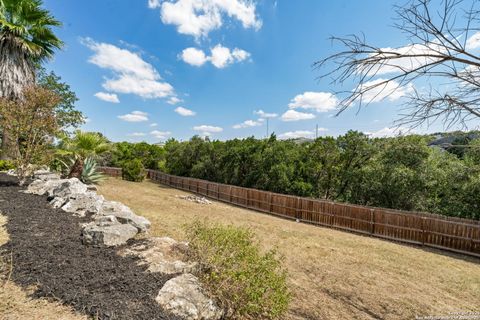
[98,177,480,320]
[0,214,86,320]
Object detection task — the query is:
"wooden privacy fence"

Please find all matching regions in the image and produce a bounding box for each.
[99,167,480,258]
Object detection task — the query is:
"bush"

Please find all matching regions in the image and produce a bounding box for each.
[0,160,15,171]
[185,222,290,319]
[121,159,145,182]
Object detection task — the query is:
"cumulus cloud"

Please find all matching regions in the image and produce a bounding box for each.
[193,125,223,136]
[82,38,174,99]
[180,44,250,68]
[280,110,315,122]
[174,106,196,116]
[233,119,262,129]
[151,130,172,139]
[150,123,158,127]
[365,126,414,138]
[254,109,278,118]
[278,130,314,139]
[355,79,414,103]
[167,96,183,105]
[180,47,208,66]
[151,0,262,39]
[288,91,338,113]
[94,92,120,103]
[118,111,149,122]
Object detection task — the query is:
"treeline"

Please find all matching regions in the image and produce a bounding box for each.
[104,131,480,220]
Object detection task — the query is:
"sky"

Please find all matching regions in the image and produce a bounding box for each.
[42,0,480,143]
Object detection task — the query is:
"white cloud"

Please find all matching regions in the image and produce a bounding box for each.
[288,91,338,113]
[153,0,262,39]
[167,96,183,105]
[118,111,149,122]
[82,38,174,99]
[151,130,172,139]
[94,92,120,103]
[280,109,315,122]
[193,125,223,136]
[233,119,262,129]
[365,126,414,138]
[148,0,161,9]
[150,123,158,127]
[278,130,315,139]
[466,31,480,50]
[180,44,250,68]
[355,79,414,103]
[128,132,146,137]
[174,106,196,116]
[254,109,278,118]
[180,47,208,66]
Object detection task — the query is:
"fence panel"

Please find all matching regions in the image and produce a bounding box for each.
[98,167,480,258]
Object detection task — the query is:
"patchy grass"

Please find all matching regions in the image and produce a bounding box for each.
[98,177,480,320]
[0,214,86,320]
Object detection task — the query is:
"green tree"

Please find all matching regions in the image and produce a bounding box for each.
[0,0,63,159]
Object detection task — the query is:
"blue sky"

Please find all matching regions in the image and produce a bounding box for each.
[41,0,476,142]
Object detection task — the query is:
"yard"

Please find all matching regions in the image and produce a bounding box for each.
[98,177,480,320]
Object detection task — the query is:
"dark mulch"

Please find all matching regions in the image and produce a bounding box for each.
[0,173,179,320]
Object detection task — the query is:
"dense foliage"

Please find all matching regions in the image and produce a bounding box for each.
[121,159,145,182]
[107,142,165,170]
[185,222,290,319]
[160,132,480,220]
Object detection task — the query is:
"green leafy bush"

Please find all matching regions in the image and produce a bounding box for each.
[0,160,15,171]
[185,222,290,319]
[81,157,105,184]
[121,159,145,182]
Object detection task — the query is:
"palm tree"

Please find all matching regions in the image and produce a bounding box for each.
[58,131,111,179]
[0,0,63,159]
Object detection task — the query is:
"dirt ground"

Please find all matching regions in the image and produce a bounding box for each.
[98,177,480,320]
[0,174,178,320]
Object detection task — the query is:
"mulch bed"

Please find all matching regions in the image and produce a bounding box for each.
[0,173,179,320]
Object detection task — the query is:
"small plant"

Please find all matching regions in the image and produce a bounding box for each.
[81,157,105,184]
[185,221,290,319]
[121,159,145,182]
[0,160,15,171]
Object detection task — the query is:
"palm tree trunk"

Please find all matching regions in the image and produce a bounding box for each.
[68,158,84,179]
[0,34,36,160]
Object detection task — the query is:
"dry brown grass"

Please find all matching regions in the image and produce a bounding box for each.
[0,214,86,320]
[98,177,480,320]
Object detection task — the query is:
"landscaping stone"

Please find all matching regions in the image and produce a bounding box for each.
[81,216,138,246]
[156,273,223,320]
[24,178,64,195]
[33,169,60,181]
[61,191,105,217]
[121,237,197,275]
[177,195,212,205]
[98,200,151,232]
[49,178,88,198]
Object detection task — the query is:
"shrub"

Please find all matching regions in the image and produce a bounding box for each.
[185,222,290,319]
[81,157,105,184]
[0,160,15,171]
[121,159,145,182]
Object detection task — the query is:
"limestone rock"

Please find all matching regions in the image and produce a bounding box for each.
[81,216,138,246]
[49,178,87,198]
[98,201,151,232]
[61,192,105,217]
[24,178,64,195]
[121,237,197,275]
[156,273,223,320]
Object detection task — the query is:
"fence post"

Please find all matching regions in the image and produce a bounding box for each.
[216,184,220,200]
[229,186,233,202]
[269,193,273,214]
[295,197,301,221]
[370,209,375,235]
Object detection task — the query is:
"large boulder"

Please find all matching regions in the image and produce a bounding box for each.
[156,273,223,320]
[98,201,151,232]
[49,178,87,198]
[81,215,138,246]
[120,237,197,275]
[61,192,105,217]
[33,169,61,181]
[24,178,64,195]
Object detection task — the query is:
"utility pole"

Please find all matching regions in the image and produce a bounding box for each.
[315,124,318,139]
